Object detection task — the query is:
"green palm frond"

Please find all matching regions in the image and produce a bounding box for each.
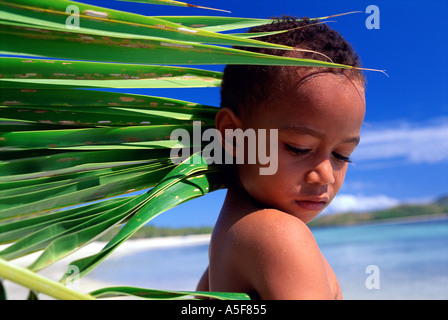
[0,57,222,89]
[90,286,250,300]
[0,0,363,300]
[116,0,231,13]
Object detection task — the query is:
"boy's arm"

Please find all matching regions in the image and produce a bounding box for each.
[196,266,209,291]
[321,255,343,300]
[234,209,336,300]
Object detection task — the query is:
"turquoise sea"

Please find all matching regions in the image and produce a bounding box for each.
[87,217,448,300]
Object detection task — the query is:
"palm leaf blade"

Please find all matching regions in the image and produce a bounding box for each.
[0,257,95,300]
[90,286,250,300]
[61,155,220,281]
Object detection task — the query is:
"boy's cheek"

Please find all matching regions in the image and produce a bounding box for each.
[329,169,349,199]
[238,163,268,190]
[238,165,280,196]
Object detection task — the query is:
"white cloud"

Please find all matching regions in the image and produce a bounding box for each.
[352,118,448,164]
[324,194,400,214]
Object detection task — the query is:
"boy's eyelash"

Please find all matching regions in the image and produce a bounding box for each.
[332,152,352,163]
[285,144,310,155]
[286,144,352,163]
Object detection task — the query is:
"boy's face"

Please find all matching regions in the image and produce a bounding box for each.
[236,73,366,223]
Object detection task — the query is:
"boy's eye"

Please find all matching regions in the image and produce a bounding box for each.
[285,144,311,156]
[332,152,352,163]
[285,144,352,163]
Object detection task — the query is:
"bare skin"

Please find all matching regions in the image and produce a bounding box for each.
[197,73,366,300]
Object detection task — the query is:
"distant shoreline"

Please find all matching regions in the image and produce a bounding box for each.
[307,201,448,228]
[130,209,448,238]
[309,213,448,229]
[142,201,448,235]
[126,212,448,239]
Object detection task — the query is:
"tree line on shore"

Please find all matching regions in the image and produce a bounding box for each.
[308,198,448,228]
[100,195,448,239]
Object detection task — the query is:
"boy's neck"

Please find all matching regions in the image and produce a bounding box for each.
[220,182,266,219]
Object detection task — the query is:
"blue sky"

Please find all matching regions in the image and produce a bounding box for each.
[77,0,447,227]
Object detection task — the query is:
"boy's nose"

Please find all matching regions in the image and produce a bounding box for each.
[304,159,335,186]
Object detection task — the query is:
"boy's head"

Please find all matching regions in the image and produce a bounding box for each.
[216,16,366,223]
[220,16,365,116]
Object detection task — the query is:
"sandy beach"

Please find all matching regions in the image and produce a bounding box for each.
[1,234,211,300]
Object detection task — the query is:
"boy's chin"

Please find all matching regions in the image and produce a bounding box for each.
[259,202,325,224]
[285,201,329,223]
[248,193,327,222]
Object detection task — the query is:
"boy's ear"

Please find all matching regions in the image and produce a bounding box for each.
[215,107,242,133]
[215,107,242,157]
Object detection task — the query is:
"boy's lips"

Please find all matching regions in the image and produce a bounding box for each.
[295,197,329,211]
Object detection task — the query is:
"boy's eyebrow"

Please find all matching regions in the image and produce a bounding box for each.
[280,125,361,146]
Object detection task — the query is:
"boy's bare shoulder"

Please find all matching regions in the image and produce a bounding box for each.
[230,208,316,249]
[226,209,334,299]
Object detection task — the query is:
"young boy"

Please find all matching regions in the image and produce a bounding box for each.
[197,16,366,300]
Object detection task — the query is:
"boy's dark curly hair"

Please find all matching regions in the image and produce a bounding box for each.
[220,16,365,114]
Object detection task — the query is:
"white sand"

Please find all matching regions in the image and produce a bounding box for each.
[1,234,211,300]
